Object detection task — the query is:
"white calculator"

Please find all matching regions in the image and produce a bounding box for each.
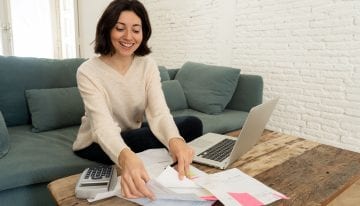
[75,165,118,199]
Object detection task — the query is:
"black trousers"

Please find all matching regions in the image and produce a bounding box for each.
[74,116,203,165]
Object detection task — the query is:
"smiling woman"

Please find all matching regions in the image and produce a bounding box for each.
[72,0,203,201]
[0,0,77,58]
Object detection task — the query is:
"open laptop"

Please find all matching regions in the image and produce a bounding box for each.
[189,98,279,169]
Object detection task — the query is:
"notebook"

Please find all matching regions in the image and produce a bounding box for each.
[189,98,279,169]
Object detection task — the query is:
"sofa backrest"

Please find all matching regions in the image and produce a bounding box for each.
[161,66,263,113]
[0,56,86,126]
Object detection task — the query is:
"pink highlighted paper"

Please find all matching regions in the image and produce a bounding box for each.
[229,192,263,206]
[194,168,288,206]
[201,195,218,201]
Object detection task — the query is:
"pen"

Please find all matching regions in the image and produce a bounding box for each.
[170,161,178,167]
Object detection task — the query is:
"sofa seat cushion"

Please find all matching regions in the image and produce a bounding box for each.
[0,183,56,206]
[0,125,98,191]
[171,109,248,134]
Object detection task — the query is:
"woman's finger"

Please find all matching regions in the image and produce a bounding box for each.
[176,158,186,180]
[122,175,143,198]
[134,176,155,200]
[121,179,138,198]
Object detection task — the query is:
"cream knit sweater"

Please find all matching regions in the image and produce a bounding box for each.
[72,56,181,165]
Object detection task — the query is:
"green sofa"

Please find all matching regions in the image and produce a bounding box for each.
[0,56,263,205]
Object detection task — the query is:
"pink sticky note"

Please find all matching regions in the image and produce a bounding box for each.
[200,195,218,201]
[228,192,263,206]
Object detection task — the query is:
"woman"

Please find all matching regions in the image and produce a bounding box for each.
[72,0,202,200]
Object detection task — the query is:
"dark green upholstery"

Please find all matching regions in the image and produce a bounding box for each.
[25,87,84,132]
[175,62,240,114]
[161,80,188,111]
[167,68,179,80]
[172,109,248,134]
[0,56,85,126]
[0,111,10,158]
[1,125,99,191]
[158,66,171,81]
[0,183,56,206]
[227,74,263,112]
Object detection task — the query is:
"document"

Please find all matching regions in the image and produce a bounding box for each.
[88,148,215,205]
[156,166,213,199]
[119,179,214,206]
[194,168,289,206]
[136,148,173,178]
[88,176,215,205]
[87,148,288,206]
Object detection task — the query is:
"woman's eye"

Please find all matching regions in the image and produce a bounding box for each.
[116,27,124,32]
[133,30,140,33]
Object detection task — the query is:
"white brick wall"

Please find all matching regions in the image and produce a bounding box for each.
[141,0,360,152]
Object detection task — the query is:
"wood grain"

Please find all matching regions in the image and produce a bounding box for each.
[48,131,360,206]
[48,174,138,206]
[327,177,360,206]
[255,144,360,206]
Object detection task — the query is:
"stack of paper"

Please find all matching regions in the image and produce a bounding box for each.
[87,148,288,206]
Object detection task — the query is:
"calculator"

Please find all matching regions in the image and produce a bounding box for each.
[75,165,118,199]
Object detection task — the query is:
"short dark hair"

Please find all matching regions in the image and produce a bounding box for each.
[94,0,152,56]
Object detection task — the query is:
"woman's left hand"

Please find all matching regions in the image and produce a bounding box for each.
[168,138,194,179]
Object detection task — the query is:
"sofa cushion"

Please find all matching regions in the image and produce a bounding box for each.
[175,62,240,114]
[0,125,98,191]
[0,56,85,127]
[158,66,170,82]
[0,183,56,205]
[25,87,84,132]
[227,74,263,112]
[171,109,248,134]
[167,69,179,80]
[161,80,188,111]
[0,111,10,158]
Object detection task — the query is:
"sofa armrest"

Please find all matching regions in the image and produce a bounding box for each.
[226,74,263,112]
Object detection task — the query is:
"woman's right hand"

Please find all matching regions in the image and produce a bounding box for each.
[118,148,155,200]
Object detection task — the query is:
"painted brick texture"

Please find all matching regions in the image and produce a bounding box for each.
[140,0,360,152]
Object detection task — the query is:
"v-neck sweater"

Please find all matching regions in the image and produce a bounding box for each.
[72,56,181,165]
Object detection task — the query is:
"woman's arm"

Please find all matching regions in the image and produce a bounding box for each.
[77,69,128,164]
[78,69,154,199]
[144,59,194,179]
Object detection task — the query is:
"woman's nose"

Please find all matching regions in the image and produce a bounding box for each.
[123,30,131,39]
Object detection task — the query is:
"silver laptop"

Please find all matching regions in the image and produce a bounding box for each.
[189,98,279,169]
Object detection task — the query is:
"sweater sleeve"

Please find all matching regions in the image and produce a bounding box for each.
[144,60,184,148]
[77,69,128,165]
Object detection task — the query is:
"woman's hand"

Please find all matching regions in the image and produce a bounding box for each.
[118,148,154,200]
[168,138,195,179]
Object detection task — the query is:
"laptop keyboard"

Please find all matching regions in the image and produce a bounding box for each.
[198,138,236,162]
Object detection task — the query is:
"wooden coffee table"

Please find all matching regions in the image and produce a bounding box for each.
[48,131,360,205]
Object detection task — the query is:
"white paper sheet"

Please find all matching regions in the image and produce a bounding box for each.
[87,149,288,206]
[114,179,215,206]
[194,168,289,206]
[156,166,213,198]
[87,149,215,205]
[136,148,174,178]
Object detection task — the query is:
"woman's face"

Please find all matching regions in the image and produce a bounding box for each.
[110,11,143,57]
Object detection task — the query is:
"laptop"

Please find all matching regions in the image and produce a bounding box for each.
[189,98,279,169]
